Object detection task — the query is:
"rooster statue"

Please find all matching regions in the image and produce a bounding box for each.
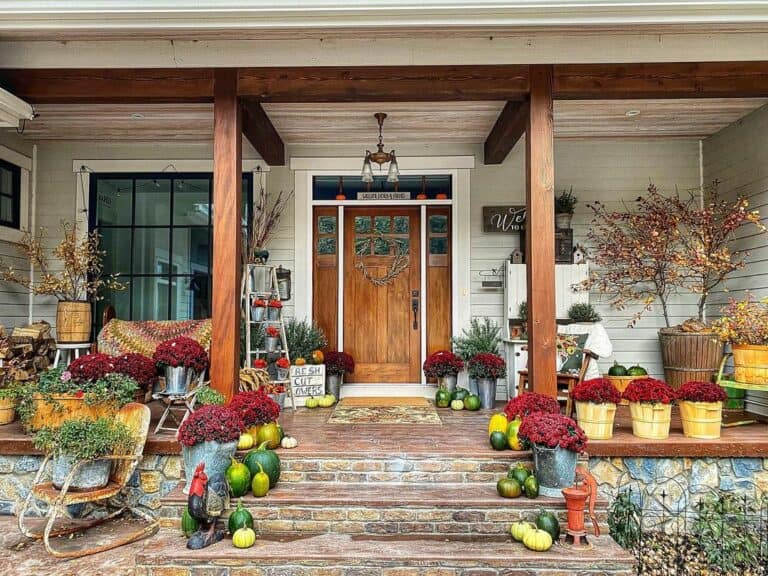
[186,462,230,549]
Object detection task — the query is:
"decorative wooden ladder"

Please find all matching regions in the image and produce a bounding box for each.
[242,263,295,411]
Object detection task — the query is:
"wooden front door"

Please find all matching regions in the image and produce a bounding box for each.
[344,207,421,383]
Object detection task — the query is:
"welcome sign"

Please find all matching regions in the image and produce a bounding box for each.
[483,206,527,233]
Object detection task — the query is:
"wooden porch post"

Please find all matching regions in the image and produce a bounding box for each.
[211,69,242,400]
[525,65,557,398]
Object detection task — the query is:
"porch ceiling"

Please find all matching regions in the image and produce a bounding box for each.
[9,98,767,143]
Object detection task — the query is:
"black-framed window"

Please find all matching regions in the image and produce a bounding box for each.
[89,172,252,329]
[0,158,21,229]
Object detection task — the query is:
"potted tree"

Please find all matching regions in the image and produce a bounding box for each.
[34,416,136,490]
[324,351,355,399]
[178,404,243,494]
[467,352,506,410]
[451,317,502,394]
[555,186,578,230]
[423,350,464,392]
[0,222,123,344]
[153,336,209,395]
[584,183,766,389]
[677,381,728,439]
[571,378,621,440]
[518,412,587,497]
[712,295,768,385]
[622,378,676,440]
[566,303,601,325]
[227,389,280,438]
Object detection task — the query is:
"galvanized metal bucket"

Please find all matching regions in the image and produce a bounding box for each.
[439,375,457,393]
[181,440,237,494]
[52,455,111,490]
[251,306,266,322]
[468,378,479,396]
[265,337,280,353]
[267,307,281,321]
[326,374,342,399]
[532,444,578,498]
[476,378,496,410]
[164,366,195,395]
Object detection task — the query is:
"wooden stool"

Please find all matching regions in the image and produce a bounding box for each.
[53,342,92,368]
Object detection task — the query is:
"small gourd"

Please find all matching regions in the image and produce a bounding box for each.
[251,461,270,498]
[237,432,254,451]
[523,528,553,552]
[232,527,257,549]
[509,520,536,542]
[280,435,298,449]
[181,506,199,537]
[450,399,464,410]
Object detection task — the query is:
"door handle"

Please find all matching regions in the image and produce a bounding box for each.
[411,290,419,330]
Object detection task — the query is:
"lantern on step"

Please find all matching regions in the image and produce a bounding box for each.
[276,266,292,301]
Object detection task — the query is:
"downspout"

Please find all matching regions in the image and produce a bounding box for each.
[28,144,37,324]
[698,138,706,323]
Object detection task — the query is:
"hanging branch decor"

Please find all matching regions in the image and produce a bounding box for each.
[355,234,409,287]
[244,172,294,265]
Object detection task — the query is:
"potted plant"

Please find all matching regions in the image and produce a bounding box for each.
[0,222,124,344]
[251,298,267,322]
[451,317,502,395]
[178,404,243,494]
[153,336,209,395]
[583,183,766,389]
[195,386,225,407]
[264,326,281,353]
[467,353,506,410]
[677,381,727,439]
[111,353,158,401]
[712,295,768,385]
[571,378,621,440]
[263,382,287,409]
[567,303,601,325]
[423,350,464,392]
[518,412,587,497]
[267,299,283,321]
[227,389,280,438]
[622,378,676,440]
[253,358,268,370]
[18,367,138,432]
[275,357,290,381]
[284,318,328,366]
[555,186,577,229]
[324,351,355,399]
[34,417,135,490]
[503,392,561,421]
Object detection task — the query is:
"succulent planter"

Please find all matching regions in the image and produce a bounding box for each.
[628,402,672,440]
[164,366,195,395]
[532,444,578,498]
[27,394,114,432]
[679,400,722,439]
[575,401,616,440]
[250,306,266,322]
[52,454,111,491]
[0,397,17,425]
[181,440,237,494]
[476,378,496,410]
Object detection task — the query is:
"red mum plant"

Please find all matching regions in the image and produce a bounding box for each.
[252,298,267,307]
[153,337,209,372]
[228,389,280,427]
[253,358,267,369]
[266,326,281,338]
[518,412,588,453]
[177,404,244,447]
[325,351,355,376]
[68,353,116,383]
[467,353,506,380]
[572,378,622,405]
[503,392,560,420]
[268,299,283,309]
[276,357,290,369]
[677,381,727,403]
[423,350,464,379]
[112,353,158,392]
[622,378,676,405]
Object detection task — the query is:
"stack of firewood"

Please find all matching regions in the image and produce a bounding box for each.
[0,322,56,381]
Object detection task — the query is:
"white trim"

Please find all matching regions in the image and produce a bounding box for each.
[420,204,427,386]
[0,87,33,129]
[340,383,435,399]
[290,156,475,171]
[28,144,37,324]
[72,159,270,173]
[336,205,344,351]
[453,168,472,335]
[314,199,452,207]
[0,144,32,243]
[293,170,312,323]
[0,144,32,171]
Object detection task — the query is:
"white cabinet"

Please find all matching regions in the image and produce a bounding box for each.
[503,339,528,399]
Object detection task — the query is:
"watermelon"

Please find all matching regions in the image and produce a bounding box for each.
[489,431,507,451]
[243,441,281,488]
[228,500,254,534]
[536,510,561,541]
[226,458,252,498]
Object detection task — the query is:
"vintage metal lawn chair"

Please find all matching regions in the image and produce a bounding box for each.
[17,402,159,558]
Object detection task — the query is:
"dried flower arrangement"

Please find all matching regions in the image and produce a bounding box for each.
[177,405,243,447]
[571,378,622,405]
[246,183,294,263]
[711,295,768,345]
[422,351,464,379]
[518,413,587,453]
[0,221,124,302]
[503,392,560,420]
[555,186,578,214]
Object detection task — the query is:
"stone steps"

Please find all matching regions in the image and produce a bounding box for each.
[160,481,609,536]
[135,530,635,576]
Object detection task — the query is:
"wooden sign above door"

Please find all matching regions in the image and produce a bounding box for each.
[483,206,526,233]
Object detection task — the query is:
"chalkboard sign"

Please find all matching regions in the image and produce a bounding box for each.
[483,206,526,233]
[289,364,326,406]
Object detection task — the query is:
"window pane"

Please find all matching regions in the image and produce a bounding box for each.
[96,179,133,226]
[133,229,170,274]
[374,237,390,255]
[131,277,169,320]
[97,286,130,323]
[0,196,11,223]
[355,216,371,234]
[318,216,336,234]
[374,216,391,234]
[135,179,171,225]
[317,237,336,255]
[429,237,448,255]
[355,237,371,255]
[394,238,410,254]
[393,216,409,234]
[99,228,131,274]
[429,215,448,234]
[172,228,210,275]
[0,167,12,195]
[174,178,210,225]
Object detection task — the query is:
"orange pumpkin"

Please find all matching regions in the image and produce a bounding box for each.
[436,193,448,200]
[295,357,307,366]
[335,194,346,200]
[416,193,428,200]
[311,350,325,365]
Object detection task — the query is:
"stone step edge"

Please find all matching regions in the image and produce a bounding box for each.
[135,530,635,571]
[234,450,534,460]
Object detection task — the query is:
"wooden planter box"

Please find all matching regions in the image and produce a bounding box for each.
[27,394,115,432]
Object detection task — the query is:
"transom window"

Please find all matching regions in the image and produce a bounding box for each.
[0,158,21,229]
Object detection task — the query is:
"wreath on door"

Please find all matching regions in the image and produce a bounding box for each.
[355,233,410,287]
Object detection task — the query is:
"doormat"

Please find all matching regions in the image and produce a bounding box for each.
[339,396,429,408]
[328,399,441,425]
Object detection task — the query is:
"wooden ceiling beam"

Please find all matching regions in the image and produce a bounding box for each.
[483,99,529,165]
[553,62,768,99]
[241,100,285,166]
